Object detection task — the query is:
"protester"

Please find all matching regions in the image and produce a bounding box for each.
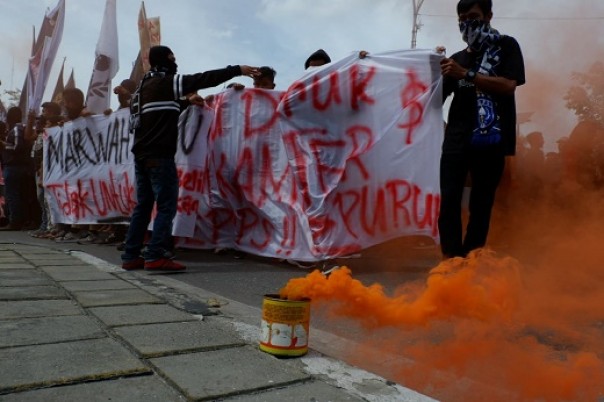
[27,102,62,238]
[304,49,368,70]
[82,79,138,245]
[103,78,137,115]
[226,82,244,90]
[518,131,546,198]
[304,49,332,69]
[108,78,137,247]
[63,88,91,121]
[121,45,259,271]
[437,0,525,258]
[0,107,36,231]
[0,121,6,227]
[253,66,277,89]
[284,48,368,268]
[52,88,92,242]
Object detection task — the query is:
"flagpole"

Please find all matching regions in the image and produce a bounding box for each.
[411,0,426,49]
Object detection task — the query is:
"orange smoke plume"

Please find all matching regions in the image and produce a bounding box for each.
[280,249,522,328]
[279,249,604,401]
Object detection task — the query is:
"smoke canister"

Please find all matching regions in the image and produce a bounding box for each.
[259,294,310,357]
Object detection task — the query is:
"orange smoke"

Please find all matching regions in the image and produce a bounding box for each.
[280,250,521,327]
[279,247,604,401]
[276,23,604,400]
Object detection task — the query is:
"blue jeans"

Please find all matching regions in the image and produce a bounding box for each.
[121,158,179,262]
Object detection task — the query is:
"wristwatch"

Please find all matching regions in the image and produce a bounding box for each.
[465,70,477,82]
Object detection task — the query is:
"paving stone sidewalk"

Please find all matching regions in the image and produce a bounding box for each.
[0,242,433,402]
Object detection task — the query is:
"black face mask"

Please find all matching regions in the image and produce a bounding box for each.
[154,60,177,75]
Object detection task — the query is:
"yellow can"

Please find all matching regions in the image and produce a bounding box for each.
[259,294,310,357]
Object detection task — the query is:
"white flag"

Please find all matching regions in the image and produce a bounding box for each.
[86,0,119,114]
[27,0,65,113]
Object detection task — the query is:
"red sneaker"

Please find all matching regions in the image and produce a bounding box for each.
[122,257,145,271]
[144,258,186,271]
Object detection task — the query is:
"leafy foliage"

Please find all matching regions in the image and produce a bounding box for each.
[1,88,22,108]
[564,61,604,127]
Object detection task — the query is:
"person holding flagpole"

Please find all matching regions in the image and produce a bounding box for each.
[121,45,259,271]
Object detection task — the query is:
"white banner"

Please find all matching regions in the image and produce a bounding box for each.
[44,50,443,260]
[44,108,136,224]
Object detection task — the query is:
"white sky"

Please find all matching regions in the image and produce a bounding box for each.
[1,0,603,151]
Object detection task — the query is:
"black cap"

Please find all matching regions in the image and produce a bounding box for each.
[304,49,331,69]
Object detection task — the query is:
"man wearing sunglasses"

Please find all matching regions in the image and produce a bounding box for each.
[437,0,525,259]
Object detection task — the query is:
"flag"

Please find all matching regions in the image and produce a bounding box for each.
[85,0,119,114]
[137,2,161,74]
[129,51,144,85]
[27,0,66,113]
[65,68,76,89]
[18,75,29,119]
[131,9,160,85]
[51,58,65,104]
[17,26,36,119]
[138,2,151,72]
[147,16,161,47]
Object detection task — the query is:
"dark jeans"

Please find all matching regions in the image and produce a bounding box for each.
[121,158,179,262]
[438,151,505,258]
[36,172,50,231]
[2,164,34,228]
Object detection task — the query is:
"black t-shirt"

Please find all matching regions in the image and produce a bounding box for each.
[442,35,525,156]
[131,65,242,160]
[1,124,33,166]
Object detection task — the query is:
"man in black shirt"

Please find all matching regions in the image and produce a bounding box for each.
[438,0,525,258]
[0,107,35,231]
[121,45,258,271]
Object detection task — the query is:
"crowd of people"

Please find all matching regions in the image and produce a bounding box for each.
[0,29,355,270]
[0,44,284,269]
[0,86,133,243]
[496,121,604,213]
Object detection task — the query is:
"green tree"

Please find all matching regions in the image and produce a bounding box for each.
[1,88,21,108]
[564,62,604,189]
[564,61,604,127]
